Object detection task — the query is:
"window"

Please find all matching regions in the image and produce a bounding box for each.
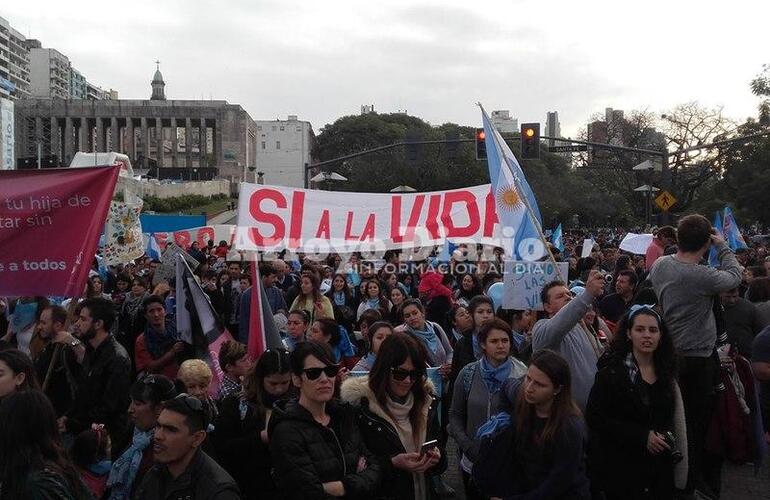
[296,126,302,132]
[257,125,262,131]
[276,141,281,150]
[279,126,285,131]
[261,141,266,149]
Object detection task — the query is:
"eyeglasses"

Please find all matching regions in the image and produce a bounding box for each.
[391,367,425,382]
[302,365,340,381]
[172,393,204,413]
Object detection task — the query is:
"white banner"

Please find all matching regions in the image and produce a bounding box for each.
[0,98,14,170]
[619,233,653,255]
[235,183,505,253]
[147,224,236,249]
[503,260,570,311]
[102,199,144,265]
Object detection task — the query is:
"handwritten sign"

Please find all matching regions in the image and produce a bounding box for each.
[503,260,569,311]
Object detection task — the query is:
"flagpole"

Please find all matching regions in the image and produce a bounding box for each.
[478,103,565,283]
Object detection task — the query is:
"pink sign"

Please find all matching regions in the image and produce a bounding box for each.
[0,167,119,296]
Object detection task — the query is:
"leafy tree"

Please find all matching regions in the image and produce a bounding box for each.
[719,119,770,225]
[750,64,770,126]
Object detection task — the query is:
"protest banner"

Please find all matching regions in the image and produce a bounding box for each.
[102,198,144,265]
[150,224,236,249]
[503,260,570,310]
[235,183,505,254]
[0,167,120,296]
[153,242,200,285]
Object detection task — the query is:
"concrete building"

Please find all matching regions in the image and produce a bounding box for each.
[545,111,561,147]
[490,110,518,133]
[255,115,316,188]
[70,67,87,99]
[14,66,257,185]
[27,39,71,99]
[0,16,31,99]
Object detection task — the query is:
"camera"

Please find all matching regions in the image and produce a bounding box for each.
[604,272,613,283]
[663,431,683,464]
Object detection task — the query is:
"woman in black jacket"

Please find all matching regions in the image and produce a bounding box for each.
[341,333,445,500]
[213,349,293,500]
[586,305,686,500]
[269,341,381,500]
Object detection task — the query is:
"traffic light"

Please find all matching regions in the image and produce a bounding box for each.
[475,128,487,160]
[520,123,540,160]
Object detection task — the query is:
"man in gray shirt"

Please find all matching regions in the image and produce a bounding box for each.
[532,269,606,411]
[649,214,742,497]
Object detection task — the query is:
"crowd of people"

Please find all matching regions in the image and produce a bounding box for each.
[1,215,769,499]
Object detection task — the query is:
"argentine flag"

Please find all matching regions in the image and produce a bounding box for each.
[723,207,748,251]
[708,211,722,267]
[146,234,162,261]
[481,106,544,260]
[552,223,564,252]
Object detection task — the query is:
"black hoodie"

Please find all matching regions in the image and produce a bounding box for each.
[268,398,381,500]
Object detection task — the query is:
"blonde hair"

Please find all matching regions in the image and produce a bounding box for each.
[177,359,212,387]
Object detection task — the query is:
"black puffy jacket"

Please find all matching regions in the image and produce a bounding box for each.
[341,377,447,500]
[268,399,381,500]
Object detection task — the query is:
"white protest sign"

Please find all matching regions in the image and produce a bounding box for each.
[503,260,570,311]
[580,239,594,258]
[619,233,653,255]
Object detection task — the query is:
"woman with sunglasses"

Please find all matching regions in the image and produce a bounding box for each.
[586,305,685,500]
[448,318,527,500]
[341,333,445,500]
[269,342,381,499]
[214,349,293,500]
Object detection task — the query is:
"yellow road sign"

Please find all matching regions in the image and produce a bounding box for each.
[655,191,677,212]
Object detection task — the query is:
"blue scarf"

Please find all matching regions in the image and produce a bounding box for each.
[11,301,38,333]
[107,428,153,500]
[409,322,439,354]
[333,291,346,306]
[479,356,512,395]
[144,319,179,359]
[88,460,113,476]
[365,298,380,310]
[359,352,376,371]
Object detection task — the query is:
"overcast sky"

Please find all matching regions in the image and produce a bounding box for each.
[4,1,767,137]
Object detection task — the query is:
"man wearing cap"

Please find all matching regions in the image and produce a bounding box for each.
[134,394,240,500]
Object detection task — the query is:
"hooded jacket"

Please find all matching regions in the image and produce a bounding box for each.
[268,398,381,500]
[340,376,446,500]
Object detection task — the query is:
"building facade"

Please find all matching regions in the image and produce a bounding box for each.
[27,40,71,99]
[255,115,315,187]
[0,16,30,99]
[70,67,87,99]
[545,111,561,147]
[490,110,518,133]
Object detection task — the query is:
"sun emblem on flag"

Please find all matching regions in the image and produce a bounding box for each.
[496,183,522,212]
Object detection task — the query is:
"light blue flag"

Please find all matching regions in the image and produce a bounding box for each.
[708,211,722,267]
[146,233,162,261]
[723,207,748,250]
[481,106,544,259]
[552,223,564,252]
[438,239,458,263]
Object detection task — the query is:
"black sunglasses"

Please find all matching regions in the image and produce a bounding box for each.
[391,367,425,382]
[302,365,340,380]
[172,393,204,412]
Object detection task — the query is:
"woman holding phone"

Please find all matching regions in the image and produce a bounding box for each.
[342,333,445,500]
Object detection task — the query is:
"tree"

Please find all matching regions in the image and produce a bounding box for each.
[719,119,770,226]
[750,64,770,126]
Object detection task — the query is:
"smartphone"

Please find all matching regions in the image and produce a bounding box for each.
[419,439,438,457]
